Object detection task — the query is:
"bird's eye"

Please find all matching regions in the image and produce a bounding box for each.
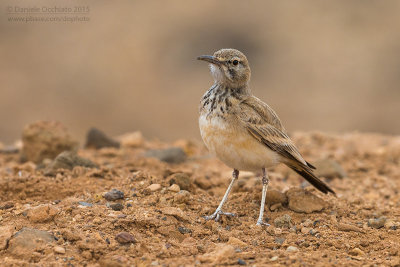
[232,60,239,65]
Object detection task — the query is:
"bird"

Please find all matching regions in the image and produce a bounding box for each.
[197,48,335,226]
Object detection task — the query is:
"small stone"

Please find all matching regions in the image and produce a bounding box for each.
[109,203,124,211]
[174,190,191,204]
[266,190,287,205]
[286,188,328,213]
[286,246,299,252]
[301,227,312,234]
[314,159,346,179]
[147,184,162,192]
[274,214,292,228]
[337,223,364,233]
[368,217,386,229]
[302,219,313,227]
[8,228,55,259]
[104,189,124,201]
[270,256,278,261]
[44,151,98,176]
[270,203,282,211]
[228,237,247,248]
[238,258,246,265]
[168,173,191,190]
[384,220,397,230]
[349,248,365,256]
[77,201,93,207]
[115,232,136,244]
[168,184,180,192]
[27,205,59,223]
[177,227,192,234]
[118,131,144,147]
[85,128,120,149]
[54,246,66,254]
[145,147,187,164]
[198,244,236,264]
[21,121,78,163]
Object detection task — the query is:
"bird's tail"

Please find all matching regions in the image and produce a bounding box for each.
[286,162,335,195]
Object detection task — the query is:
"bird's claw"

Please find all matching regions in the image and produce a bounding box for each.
[204,210,236,222]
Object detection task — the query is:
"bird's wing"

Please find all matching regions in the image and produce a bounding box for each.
[235,96,308,167]
[233,96,335,194]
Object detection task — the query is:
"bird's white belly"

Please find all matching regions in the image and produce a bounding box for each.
[199,114,279,171]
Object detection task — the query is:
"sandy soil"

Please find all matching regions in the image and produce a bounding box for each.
[0,131,400,266]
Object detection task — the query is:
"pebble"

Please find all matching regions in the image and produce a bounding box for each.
[44,151,98,176]
[270,256,278,261]
[274,214,292,228]
[115,232,136,244]
[174,190,191,204]
[77,201,93,207]
[301,227,312,234]
[104,189,124,201]
[237,258,246,265]
[118,131,144,147]
[21,121,78,163]
[313,158,346,179]
[8,228,55,259]
[168,184,180,192]
[349,247,364,256]
[27,205,59,223]
[54,246,66,254]
[168,173,191,190]
[148,184,162,192]
[286,246,299,252]
[177,227,192,234]
[85,128,120,149]
[109,203,124,211]
[368,217,386,229]
[270,203,282,211]
[286,188,328,213]
[337,223,364,233]
[302,219,313,227]
[145,147,187,164]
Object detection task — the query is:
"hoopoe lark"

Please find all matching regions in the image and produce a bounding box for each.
[197,48,335,226]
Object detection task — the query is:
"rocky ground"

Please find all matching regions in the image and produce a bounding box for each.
[0,121,400,266]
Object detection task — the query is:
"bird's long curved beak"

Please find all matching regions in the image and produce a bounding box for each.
[197,55,223,65]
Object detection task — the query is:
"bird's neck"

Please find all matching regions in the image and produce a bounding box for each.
[213,82,251,97]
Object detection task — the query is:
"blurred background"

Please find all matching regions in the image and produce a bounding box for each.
[1,0,400,144]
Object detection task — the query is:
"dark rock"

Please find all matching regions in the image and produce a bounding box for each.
[115,232,136,244]
[110,203,124,211]
[145,147,187,164]
[238,258,246,265]
[44,151,98,176]
[177,227,192,234]
[8,228,55,259]
[21,121,78,163]
[168,173,191,190]
[85,128,120,149]
[313,159,346,179]
[286,188,328,213]
[104,189,124,201]
[266,190,287,205]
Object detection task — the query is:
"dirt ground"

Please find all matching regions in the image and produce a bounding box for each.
[0,130,400,266]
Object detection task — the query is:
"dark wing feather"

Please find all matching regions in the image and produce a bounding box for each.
[235,96,335,195]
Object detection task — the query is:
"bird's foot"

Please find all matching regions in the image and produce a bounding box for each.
[256,219,270,227]
[204,210,236,222]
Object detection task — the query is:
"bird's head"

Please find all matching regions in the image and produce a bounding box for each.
[197,48,251,88]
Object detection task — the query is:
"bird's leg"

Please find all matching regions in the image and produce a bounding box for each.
[204,169,238,222]
[256,168,270,226]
